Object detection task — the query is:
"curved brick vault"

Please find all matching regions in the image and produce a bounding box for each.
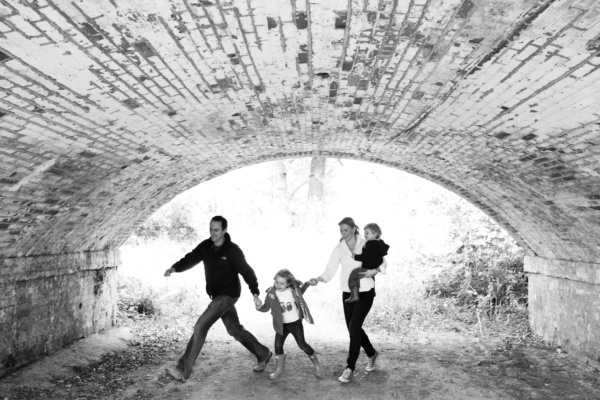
[1,0,600,375]
[0,0,598,261]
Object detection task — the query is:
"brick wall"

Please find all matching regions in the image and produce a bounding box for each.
[0,251,118,378]
[525,255,600,366]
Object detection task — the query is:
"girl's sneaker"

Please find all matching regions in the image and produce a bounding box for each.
[338,368,353,383]
[365,350,379,372]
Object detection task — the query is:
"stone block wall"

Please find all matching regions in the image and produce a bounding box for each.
[525,255,600,366]
[0,251,118,378]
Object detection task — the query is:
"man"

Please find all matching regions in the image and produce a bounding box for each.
[163,215,272,382]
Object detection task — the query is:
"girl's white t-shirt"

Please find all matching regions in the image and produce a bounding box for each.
[275,288,300,323]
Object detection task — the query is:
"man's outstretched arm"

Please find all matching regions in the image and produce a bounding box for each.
[164,245,204,276]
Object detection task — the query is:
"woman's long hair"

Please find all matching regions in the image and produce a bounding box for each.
[274,269,302,289]
[338,217,359,242]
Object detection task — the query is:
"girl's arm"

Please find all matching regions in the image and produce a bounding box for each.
[300,281,311,294]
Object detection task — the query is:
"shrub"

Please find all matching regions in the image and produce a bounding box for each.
[425,234,527,323]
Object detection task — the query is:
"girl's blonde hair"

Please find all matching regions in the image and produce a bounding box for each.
[274,269,302,289]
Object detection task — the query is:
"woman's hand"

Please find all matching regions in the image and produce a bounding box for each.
[359,269,377,278]
[309,277,325,285]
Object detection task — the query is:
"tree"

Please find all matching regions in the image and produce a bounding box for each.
[304,156,327,231]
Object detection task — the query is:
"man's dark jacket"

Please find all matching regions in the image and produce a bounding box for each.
[171,233,259,299]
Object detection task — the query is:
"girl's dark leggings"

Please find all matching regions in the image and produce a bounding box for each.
[274,319,315,356]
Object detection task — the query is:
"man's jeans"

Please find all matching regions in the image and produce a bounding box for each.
[177,295,270,379]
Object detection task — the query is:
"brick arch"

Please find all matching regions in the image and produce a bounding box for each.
[1,0,600,376]
[4,147,584,261]
[2,147,593,260]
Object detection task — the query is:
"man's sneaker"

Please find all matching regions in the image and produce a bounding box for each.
[165,367,186,382]
[338,367,353,383]
[365,350,379,372]
[253,351,272,372]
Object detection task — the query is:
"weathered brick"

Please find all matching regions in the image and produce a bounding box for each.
[0,251,118,378]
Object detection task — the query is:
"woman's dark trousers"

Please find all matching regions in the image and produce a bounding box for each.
[342,288,377,371]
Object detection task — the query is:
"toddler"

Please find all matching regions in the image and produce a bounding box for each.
[347,223,390,303]
[256,269,323,380]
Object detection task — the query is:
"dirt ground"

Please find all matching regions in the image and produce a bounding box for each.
[2,304,600,400]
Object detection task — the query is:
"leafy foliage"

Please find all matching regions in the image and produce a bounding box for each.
[129,198,199,243]
[422,215,528,337]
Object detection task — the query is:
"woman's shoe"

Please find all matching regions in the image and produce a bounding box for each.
[338,367,353,383]
[365,350,379,372]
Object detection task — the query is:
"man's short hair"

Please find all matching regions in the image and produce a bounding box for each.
[364,223,382,239]
[211,215,228,230]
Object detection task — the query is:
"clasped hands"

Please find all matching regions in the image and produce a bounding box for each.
[254,295,262,310]
[307,277,324,286]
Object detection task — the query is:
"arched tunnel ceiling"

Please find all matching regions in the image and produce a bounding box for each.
[0,0,600,260]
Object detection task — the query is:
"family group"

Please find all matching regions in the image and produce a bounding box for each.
[163,215,389,384]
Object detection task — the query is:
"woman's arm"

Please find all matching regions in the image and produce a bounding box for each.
[317,245,342,283]
[377,257,388,275]
[360,256,387,278]
[360,269,378,278]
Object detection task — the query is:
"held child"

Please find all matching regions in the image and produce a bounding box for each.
[256,269,324,380]
[346,223,390,303]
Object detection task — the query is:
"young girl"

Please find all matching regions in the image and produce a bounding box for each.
[256,269,323,380]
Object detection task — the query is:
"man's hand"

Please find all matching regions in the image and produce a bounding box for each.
[253,295,262,309]
[164,267,174,277]
[359,269,377,278]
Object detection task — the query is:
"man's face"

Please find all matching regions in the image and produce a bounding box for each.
[209,220,226,245]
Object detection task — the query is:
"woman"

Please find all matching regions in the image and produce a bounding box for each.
[310,217,385,383]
